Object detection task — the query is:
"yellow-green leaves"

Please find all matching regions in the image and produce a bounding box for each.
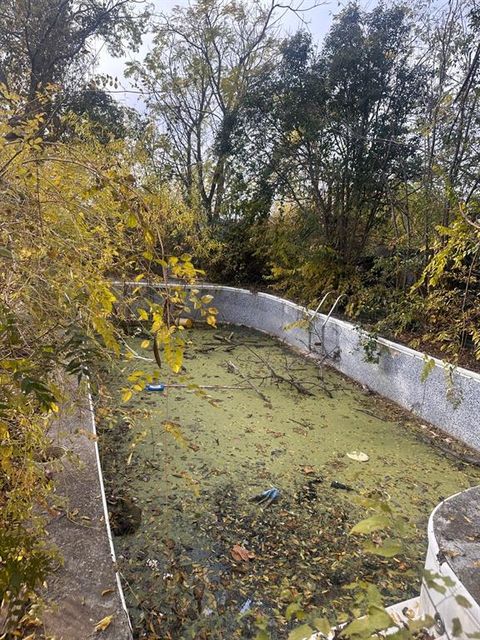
[188,290,218,327]
[121,389,133,403]
[350,497,404,558]
[341,605,393,638]
[0,88,208,624]
[288,624,314,640]
[420,356,436,383]
[126,212,138,228]
[164,338,184,373]
[94,614,114,632]
[362,539,403,557]
[163,420,188,448]
[350,514,390,535]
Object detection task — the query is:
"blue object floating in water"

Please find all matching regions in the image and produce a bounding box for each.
[239,599,253,614]
[145,383,165,392]
[250,487,280,505]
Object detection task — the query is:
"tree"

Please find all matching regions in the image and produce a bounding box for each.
[0,0,148,113]
[64,86,130,141]
[417,0,480,236]
[128,0,307,223]
[237,3,424,268]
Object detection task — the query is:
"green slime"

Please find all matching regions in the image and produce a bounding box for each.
[98,325,480,639]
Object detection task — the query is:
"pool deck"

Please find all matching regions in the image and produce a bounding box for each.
[41,381,131,640]
[433,486,480,604]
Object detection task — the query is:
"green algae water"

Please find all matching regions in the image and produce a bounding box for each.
[98,325,480,639]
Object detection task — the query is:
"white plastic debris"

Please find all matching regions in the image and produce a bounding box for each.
[346,451,369,462]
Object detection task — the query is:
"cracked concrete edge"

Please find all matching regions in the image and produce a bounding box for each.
[419,487,480,637]
[432,486,480,605]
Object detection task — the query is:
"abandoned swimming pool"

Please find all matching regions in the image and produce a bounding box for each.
[97,325,480,639]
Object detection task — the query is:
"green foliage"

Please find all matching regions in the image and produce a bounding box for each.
[357,330,382,365]
[349,495,407,559]
[0,0,148,103]
[0,89,205,632]
[235,4,423,264]
[420,357,436,383]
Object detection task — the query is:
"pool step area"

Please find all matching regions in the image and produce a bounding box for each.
[419,486,480,639]
[309,487,480,640]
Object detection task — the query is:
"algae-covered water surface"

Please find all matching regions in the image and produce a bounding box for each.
[98,325,480,639]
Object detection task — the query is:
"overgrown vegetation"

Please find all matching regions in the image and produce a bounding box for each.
[129,0,480,365]
[1,0,480,637]
[0,86,215,634]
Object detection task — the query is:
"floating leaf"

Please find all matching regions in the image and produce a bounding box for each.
[163,420,188,448]
[302,466,316,474]
[176,470,200,497]
[363,539,403,557]
[350,514,390,535]
[230,544,255,563]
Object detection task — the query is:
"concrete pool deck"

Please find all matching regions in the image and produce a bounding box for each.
[42,382,131,640]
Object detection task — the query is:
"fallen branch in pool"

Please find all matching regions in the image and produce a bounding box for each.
[226,360,271,404]
[245,346,334,398]
[415,430,480,468]
[165,383,253,391]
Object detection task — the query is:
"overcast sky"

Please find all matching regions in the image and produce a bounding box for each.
[94,0,378,109]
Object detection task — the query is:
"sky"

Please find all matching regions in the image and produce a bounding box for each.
[94,0,378,110]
